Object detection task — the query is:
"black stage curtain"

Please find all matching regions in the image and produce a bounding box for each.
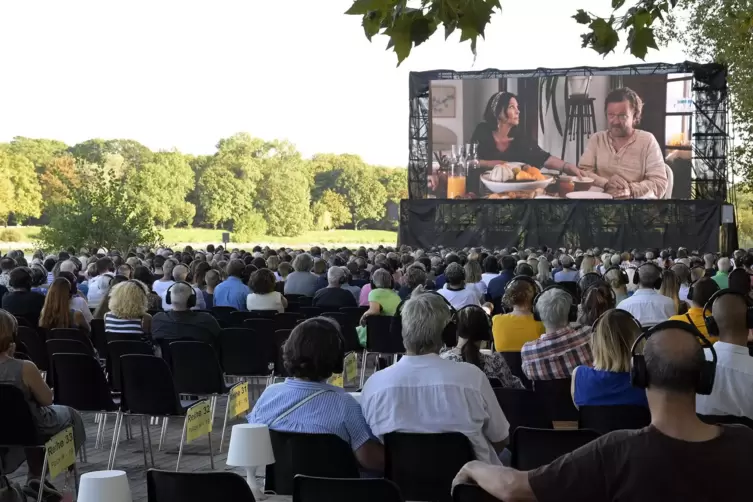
[399,199,721,252]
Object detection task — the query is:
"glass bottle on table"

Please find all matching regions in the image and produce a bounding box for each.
[447,144,467,199]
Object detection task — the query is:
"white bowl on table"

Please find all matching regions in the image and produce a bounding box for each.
[480,173,554,194]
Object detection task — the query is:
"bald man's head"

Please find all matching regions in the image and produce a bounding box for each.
[644,327,705,394]
[712,293,749,342]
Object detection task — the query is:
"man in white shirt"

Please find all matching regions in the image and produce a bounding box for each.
[361,292,509,465]
[617,262,675,326]
[86,257,115,309]
[152,258,177,310]
[696,292,753,419]
[438,263,483,308]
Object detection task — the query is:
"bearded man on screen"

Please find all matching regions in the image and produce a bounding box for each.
[577,87,668,199]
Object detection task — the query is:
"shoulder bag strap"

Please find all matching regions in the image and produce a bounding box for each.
[270,389,331,426]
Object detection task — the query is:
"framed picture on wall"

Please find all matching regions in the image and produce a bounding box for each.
[431,85,456,118]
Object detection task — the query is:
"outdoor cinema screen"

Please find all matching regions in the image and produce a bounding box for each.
[428,73,693,201]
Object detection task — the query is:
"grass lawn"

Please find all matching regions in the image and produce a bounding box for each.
[1,226,398,249]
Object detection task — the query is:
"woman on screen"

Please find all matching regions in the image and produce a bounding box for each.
[470,92,582,175]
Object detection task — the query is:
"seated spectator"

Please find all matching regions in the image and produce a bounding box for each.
[284,253,319,297]
[604,266,630,304]
[246,269,287,313]
[133,265,163,311]
[492,277,544,352]
[728,268,753,300]
[572,309,647,408]
[0,257,14,288]
[278,261,292,282]
[535,257,554,289]
[553,254,579,283]
[1,267,46,326]
[247,317,383,472]
[659,269,682,315]
[362,292,510,465]
[312,258,329,292]
[340,266,362,302]
[39,277,91,333]
[672,262,692,304]
[486,256,517,303]
[441,305,523,389]
[465,260,487,302]
[0,309,86,500]
[696,291,753,419]
[191,261,211,298]
[57,271,93,325]
[398,263,426,301]
[438,263,483,309]
[92,275,129,319]
[117,264,133,279]
[104,280,153,343]
[577,281,615,327]
[86,257,116,309]
[169,264,206,311]
[152,282,221,348]
[481,256,500,286]
[713,257,731,289]
[29,265,48,295]
[213,259,250,311]
[435,253,461,290]
[203,270,220,308]
[454,321,753,501]
[617,263,675,327]
[669,277,719,340]
[313,267,357,310]
[522,288,592,381]
[357,268,401,346]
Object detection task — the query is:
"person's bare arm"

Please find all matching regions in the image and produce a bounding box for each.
[75,311,90,333]
[141,314,152,334]
[280,294,288,309]
[354,440,385,472]
[360,301,382,325]
[453,461,537,502]
[23,360,53,406]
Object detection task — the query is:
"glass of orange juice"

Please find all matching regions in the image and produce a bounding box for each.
[448,144,467,198]
[447,175,466,198]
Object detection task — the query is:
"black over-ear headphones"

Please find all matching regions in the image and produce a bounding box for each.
[165,280,197,308]
[533,285,578,322]
[703,289,753,336]
[501,275,541,313]
[630,319,717,395]
[455,304,493,343]
[603,266,629,286]
[632,262,663,289]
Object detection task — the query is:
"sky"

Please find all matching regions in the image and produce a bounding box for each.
[0,0,687,167]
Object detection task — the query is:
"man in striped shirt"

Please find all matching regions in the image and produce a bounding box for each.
[522,288,593,381]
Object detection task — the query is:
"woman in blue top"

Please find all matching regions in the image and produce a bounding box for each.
[571,309,648,408]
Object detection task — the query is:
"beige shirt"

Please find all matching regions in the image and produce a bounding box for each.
[579,130,668,199]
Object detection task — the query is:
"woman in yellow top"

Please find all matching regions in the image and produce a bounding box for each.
[492,276,544,351]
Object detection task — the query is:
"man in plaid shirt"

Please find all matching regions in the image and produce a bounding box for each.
[522,288,593,381]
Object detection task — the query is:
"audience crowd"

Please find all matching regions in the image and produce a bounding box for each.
[2,243,753,500]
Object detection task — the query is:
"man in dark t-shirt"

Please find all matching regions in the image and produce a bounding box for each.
[453,322,753,502]
[312,267,357,310]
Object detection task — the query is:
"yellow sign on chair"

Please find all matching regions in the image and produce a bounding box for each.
[344,352,358,386]
[328,373,344,387]
[45,427,75,479]
[228,382,250,418]
[186,401,212,444]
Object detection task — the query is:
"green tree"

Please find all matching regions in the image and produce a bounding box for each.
[257,165,313,237]
[232,209,268,242]
[346,0,678,64]
[0,150,43,224]
[39,154,79,206]
[38,163,161,251]
[69,138,153,168]
[312,189,351,230]
[309,153,368,201]
[378,167,409,204]
[8,137,68,173]
[736,190,753,248]
[335,164,387,230]
[196,161,254,229]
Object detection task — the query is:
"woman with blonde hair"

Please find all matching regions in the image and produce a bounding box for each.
[104,280,153,341]
[536,256,554,288]
[464,259,487,302]
[39,277,90,333]
[659,269,682,315]
[571,309,647,408]
[579,254,597,278]
[604,267,630,304]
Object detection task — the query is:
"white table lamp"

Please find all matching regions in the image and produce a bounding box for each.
[77,470,132,502]
[226,423,275,501]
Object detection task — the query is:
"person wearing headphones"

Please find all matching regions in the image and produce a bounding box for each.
[616,263,675,326]
[669,277,719,340]
[492,277,544,352]
[696,291,753,420]
[453,321,753,501]
[168,263,206,311]
[151,282,220,349]
[248,317,384,479]
[604,267,630,304]
[312,266,357,310]
[521,288,593,381]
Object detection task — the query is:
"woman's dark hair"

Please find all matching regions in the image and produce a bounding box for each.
[483,255,500,274]
[515,263,534,277]
[251,257,267,270]
[193,261,211,288]
[242,265,258,284]
[282,317,343,381]
[729,268,752,295]
[9,267,33,290]
[57,271,79,296]
[30,266,47,287]
[133,266,154,290]
[456,306,492,371]
[43,257,56,272]
[250,268,276,294]
[578,282,615,326]
[483,92,518,128]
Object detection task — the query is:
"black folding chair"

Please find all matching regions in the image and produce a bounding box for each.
[273,329,292,376]
[218,328,275,379]
[249,310,278,319]
[284,294,304,303]
[211,306,237,325]
[147,469,255,502]
[242,318,276,338]
[48,328,95,354]
[46,339,93,366]
[297,296,313,306]
[453,484,503,502]
[494,388,552,435]
[499,352,531,389]
[294,475,404,502]
[110,355,211,471]
[106,340,153,392]
[385,432,474,502]
[579,405,651,435]
[322,312,361,353]
[51,353,119,450]
[341,306,368,326]
[275,312,305,331]
[285,301,301,313]
[90,318,107,360]
[106,332,144,343]
[266,431,360,495]
[361,316,405,388]
[17,326,48,372]
[510,427,599,470]
[299,306,324,318]
[534,378,579,422]
[228,311,259,326]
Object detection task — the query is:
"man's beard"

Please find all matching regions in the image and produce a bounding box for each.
[610,125,628,137]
